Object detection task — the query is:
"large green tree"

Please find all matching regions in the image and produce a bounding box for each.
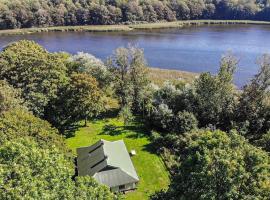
[194,53,238,129]
[152,130,270,200]
[0,40,68,116]
[109,46,149,114]
[45,73,104,133]
[237,54,270,140]
[0,138,115,200]
[71,52,112,89]
[66,73,103,126]
[0,108,68,153]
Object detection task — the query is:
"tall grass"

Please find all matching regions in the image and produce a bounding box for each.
[1,20,270,36]
[149,67,198,86]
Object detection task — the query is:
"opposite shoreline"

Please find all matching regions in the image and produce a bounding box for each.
[1,20,270,36]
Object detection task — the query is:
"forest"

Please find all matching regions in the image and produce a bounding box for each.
[0,40,269,199]
[1,0,270,30]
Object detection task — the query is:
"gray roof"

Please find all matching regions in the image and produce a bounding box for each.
[77,139,139,187]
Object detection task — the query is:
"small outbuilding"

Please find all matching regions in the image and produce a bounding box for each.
[76,139,139,192]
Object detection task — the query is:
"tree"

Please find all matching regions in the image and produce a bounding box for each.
[89,4,111,25]
[45,73,103,133]
[0,138,115,200]
[194,53,238,130]
[0,108,68,152]
[122,1,143,22]
[148,82,197,133]
[170,0,190,20]
[173,111,198,134]
[34,9,52,27]
[153,82,182,112]
[186,0,205,19]
[0,40,68,116]
[109,47,133,108]
[237,54,270,139]
[109,46,149,114]
[71,52,112,88]
[118,105,134,126]
[129,47,149,113]
[142,1,158,22]
[67,73,103,126]
[151,103,174,132]
[152,0,167,20]
[152,130,270,200]
[0,0,269,30]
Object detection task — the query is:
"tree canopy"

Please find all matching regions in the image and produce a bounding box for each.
[237,54,270,139]
[0,40,269,199]
[0,138,115,200]
[0,80,25,115]
[152,130,270,200]
[1,0,270,30]
[0,40,68,116]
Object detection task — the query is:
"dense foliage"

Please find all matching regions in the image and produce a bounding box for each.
[45,72,104,133]
[0,40,269,199]
[109,46,149,123]
[147,53,269,146]
[0,138,114,200]
[146,51,270,199]
[1,0,270,30]
[0,40,69,116]
[151,130,270,200]
[236,54,270,140]
[0,80,25,114]
[0,40,108,134]
[0,41,117,199]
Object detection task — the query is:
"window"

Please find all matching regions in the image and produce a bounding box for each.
[119,185,125,190]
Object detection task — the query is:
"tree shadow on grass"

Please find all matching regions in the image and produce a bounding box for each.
[64,123,86,138]
[100,123,151,138]
[142,142,159,154]
[101,124,124,136]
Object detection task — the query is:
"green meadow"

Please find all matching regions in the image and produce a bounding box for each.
[66,118,170,200]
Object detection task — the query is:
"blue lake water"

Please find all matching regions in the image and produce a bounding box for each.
[1,24,270,87]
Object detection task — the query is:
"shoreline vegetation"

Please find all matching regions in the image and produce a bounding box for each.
[149,68,198,86]
[1,20,270,36]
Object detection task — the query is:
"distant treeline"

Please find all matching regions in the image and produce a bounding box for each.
[1,0,270,30]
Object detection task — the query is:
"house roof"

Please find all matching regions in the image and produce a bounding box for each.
[77,139,139,187]
[94,168,138,187]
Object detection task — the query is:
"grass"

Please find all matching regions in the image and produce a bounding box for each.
[0,24,132,36]
[130,19,270,29]
[66,118,170,200]
[149,67,198,86]
[1,20,270,35]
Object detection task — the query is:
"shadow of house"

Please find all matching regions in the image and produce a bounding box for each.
[76,139,139,193]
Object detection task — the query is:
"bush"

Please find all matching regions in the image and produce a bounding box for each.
[152,103,174,132]
[173,111,198,134]
[119,105,134,126]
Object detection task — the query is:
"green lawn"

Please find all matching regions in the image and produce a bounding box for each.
[66,118,170,200]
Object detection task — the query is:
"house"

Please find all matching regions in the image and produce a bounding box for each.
[76,139,139,192]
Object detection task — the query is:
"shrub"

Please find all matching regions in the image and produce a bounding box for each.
[173,111,198,134]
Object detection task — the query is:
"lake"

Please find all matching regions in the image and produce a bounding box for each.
[1,24,270,87]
